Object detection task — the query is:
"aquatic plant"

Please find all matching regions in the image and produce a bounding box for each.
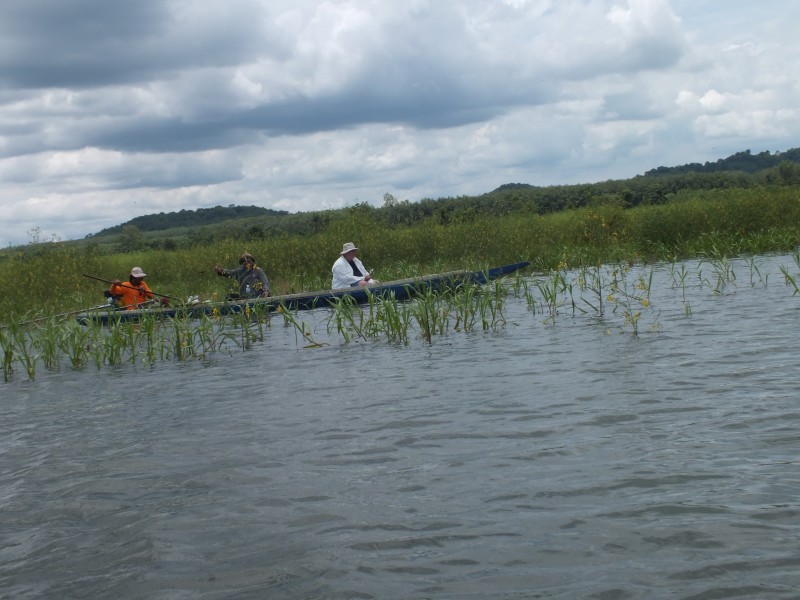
[607,264,658,336]
[779,249,800,295]
[279,303,326,348]
[59,320,96,368]
[31,319,62,371]
[476,279,507,330]
[370,292,413,343]
[698,246,737,294]
[327,294,369,343]
[533,268,569,321]
[11,325,38,379]
[0,325,15,382]
[408,286,451,343]
[667,260,693,316]
[576,265,607,317]
[746,257,769,288]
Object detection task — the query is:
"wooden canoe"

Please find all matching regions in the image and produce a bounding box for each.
[76,261,530,325]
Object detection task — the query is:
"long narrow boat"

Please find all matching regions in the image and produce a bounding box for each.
[76,261,530,325]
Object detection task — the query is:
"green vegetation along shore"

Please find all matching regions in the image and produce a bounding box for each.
[2,184,799,323]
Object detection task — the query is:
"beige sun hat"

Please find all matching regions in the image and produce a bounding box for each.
[130,267,147,278]
[340,242,359,255]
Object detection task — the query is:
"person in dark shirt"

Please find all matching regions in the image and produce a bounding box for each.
[214,253,270,299]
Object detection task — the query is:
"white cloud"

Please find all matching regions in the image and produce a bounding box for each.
[698,89,727,111]
[1,0,799,246]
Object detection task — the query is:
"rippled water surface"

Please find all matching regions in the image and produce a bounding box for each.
[2,255,800,599]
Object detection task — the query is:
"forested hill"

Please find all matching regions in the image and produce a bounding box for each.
[94,205,289,237]
[493,147,800,193]
[643,148,800,176]
[91,146,800,244]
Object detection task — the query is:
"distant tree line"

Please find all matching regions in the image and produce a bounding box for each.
[11,145,798,256]
[93,205,289,237]
[643,148,800,175]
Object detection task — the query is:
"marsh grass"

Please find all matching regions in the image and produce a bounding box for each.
[4,187,800,383]
[12,327,37,379]
[327,294,371,343]
[521,263,659,335]
[746,257,768,288]
[370,293,413,343]
[4,185,800,324]
[408,287,451,343]
[606,264,658,336]
[0,325,16,382]
[576,266,607,317]
[780,249,800,295]
[474,280,507,331]
[60,320,95,368]
[668,261,693,316]
[323,279,508,345]
[531,269,570,321]
[278,303,326,348]
[4,251,800,382]
[699,248,737,294]
[0,308,279,381]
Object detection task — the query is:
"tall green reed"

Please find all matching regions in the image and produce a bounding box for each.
[576,265,606,317]
[533,268,569,321]
[278,303,325,348]
[779,249,800,295]
[667,260,693,316]
[606,264,658,336]
[0,325,15,382]
[409,287,451,343]
[372,294,413,343]
[698,247,737,294]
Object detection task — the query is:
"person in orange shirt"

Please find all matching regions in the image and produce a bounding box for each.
[109,267,157,310]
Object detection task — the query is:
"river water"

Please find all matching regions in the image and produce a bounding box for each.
[2,254,799,599]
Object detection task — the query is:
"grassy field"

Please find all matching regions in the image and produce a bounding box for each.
[2,184,799,323]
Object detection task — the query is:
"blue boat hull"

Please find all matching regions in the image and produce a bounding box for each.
[77,261,530,325]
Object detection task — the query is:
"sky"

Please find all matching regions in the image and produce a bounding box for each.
[1,0,798,247]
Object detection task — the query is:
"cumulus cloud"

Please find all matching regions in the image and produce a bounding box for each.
[0,0,799,246]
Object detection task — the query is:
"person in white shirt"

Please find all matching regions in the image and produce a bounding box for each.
[331,242,378,289]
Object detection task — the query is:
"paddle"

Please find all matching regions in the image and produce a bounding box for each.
[82,273,174,301]
[0,302,129,329]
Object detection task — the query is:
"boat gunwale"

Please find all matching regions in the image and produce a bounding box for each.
[75,262,529,324]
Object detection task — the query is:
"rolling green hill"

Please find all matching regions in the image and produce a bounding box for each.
[12,146,800,257]
[93,205,289,237]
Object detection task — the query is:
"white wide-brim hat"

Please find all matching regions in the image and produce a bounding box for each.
[130,266,147,278]
[340,242,359,255]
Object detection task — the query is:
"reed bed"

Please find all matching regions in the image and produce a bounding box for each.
[0,310,271,382]
[3,185,800,324]
[517,263,658,335]
[3,250,800,383]
[2,185,800,381]
[0,278,512,381]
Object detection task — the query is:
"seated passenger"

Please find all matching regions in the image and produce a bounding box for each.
[331,242,378,289]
